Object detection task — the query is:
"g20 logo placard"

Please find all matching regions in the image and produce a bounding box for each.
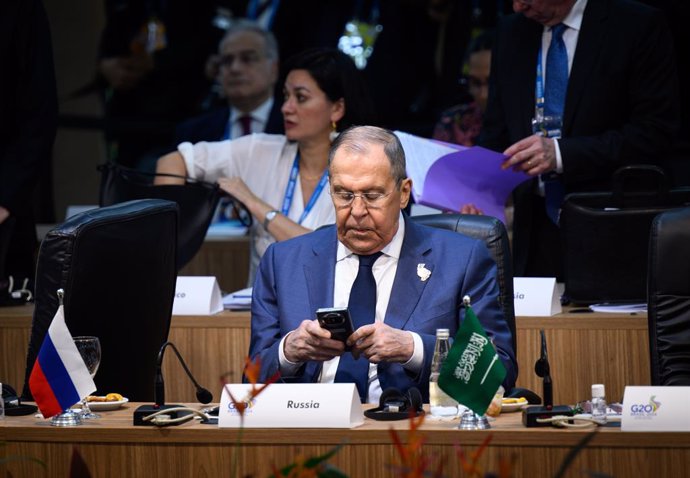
[630,395,661,417]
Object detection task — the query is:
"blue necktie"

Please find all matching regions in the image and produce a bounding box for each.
[334,252,382,402]
[543,23,568,223]
[544,23,568,117]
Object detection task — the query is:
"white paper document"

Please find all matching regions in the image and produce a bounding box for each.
[223,287,252,310]
[589,303,647,314]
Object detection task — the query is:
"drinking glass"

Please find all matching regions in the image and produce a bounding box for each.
[74,336,101,419]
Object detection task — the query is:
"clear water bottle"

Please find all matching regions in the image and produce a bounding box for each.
[429,329,459,418]
[591,383,607,424]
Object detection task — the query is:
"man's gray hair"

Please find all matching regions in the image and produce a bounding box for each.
[329,125,407,186]
[218,19,279,60]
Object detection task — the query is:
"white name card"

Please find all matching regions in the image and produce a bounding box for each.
[513,277,562,316]
[622,386,690,431]
[172,276,223,315]
[218,383,364,428]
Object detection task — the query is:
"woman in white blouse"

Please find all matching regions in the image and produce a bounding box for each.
[156,48,375,279]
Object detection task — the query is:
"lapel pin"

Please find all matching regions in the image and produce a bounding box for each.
[417,263,431,282]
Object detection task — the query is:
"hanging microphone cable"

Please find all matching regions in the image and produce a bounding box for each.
[133,341,213,426]
[155,341,213,406]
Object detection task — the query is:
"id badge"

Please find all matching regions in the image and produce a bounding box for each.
[532,115,563,139]
[338,20,383,69]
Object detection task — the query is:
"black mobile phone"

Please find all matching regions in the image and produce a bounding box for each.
[316,307,355,345]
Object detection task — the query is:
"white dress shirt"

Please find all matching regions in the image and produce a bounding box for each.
[278,213,424,404]
[228,97,274,138]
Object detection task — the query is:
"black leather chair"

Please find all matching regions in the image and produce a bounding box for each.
[410,214,516,352]
[22,199,178,401]
[411,214,539,401]
[647,207,690,385]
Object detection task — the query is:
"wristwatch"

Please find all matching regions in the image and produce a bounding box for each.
[263,210,279,230]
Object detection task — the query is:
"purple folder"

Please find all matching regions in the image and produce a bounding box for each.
[419,146,530,223]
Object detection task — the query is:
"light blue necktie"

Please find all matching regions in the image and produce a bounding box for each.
[334,252,382,402]
[543,23,568,223]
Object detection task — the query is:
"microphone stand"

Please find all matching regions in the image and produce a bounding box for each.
[522,330,573,427]
[133,341,213,426]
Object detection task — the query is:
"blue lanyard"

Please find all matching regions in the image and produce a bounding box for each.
[535,44,545,117]
[221,119,232,140]
[280,153,329,225]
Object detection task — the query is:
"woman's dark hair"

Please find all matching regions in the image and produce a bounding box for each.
[281,48,377,131]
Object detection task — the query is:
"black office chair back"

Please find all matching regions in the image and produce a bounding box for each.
[647,207,690,385]
[410,214,516,352]
[98,162,223,269]
[22,199,178,401]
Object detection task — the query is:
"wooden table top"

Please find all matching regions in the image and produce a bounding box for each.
[3,403,686,449]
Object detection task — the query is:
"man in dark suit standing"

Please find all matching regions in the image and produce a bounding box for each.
[481,0,679,279]
[175,20,283,145]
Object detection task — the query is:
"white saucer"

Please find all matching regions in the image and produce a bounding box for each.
[80,398,129,411]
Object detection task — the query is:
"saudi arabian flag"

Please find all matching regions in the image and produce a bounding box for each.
[438,296,506,415]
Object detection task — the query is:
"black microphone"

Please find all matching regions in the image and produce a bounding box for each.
[523,329,573,427]
[155,341,213,406]
[534,329,553,409]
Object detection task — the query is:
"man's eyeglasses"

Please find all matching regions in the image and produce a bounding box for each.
[330,190,394,208]
[219,52,264,68]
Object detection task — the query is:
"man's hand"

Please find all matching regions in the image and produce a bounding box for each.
[501,134,557,176]
[459,203,483,215]
[284,320,346,363]
[348,322,414,364]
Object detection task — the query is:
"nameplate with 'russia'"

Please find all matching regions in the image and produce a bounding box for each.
[218,383,363,428]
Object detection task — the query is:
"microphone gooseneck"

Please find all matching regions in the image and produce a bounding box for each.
[155,341,213,406]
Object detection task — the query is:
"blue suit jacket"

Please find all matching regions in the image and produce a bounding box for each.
[249,218,517,401]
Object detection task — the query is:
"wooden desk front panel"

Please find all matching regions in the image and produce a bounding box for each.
[2,411,688,478]
[179,237,250,293]
[0,308,650,405]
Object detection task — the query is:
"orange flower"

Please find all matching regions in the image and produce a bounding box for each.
[389,410,444,478]
[454,434,493,478]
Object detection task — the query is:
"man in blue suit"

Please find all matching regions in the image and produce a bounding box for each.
[249,126,516,403]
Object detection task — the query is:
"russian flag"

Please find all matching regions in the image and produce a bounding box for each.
[29,305,96,418]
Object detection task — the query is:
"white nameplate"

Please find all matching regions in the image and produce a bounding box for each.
[621,386,690,431]
[172,276,223,315]
[513,277,561,316]
[218,383,364,428]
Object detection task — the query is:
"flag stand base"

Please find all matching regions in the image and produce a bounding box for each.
[458,409,491,430]
[51,409,82,427]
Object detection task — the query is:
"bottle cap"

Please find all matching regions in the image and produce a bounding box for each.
[591,384,605,398]
[436,328,450,338]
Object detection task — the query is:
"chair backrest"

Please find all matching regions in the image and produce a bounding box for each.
[22,199,178,401]
[647,207,690,385]
[98,162,221,269]
[410,214,516,352]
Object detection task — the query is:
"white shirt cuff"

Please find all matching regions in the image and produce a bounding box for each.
[402,332,424,373]
[554,138,564,174]
[278,332,304,375]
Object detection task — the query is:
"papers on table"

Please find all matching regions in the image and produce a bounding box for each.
[589,303,647,314]
[223,287,252,310]
[395,131,531,225]
[206,220,248,239]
